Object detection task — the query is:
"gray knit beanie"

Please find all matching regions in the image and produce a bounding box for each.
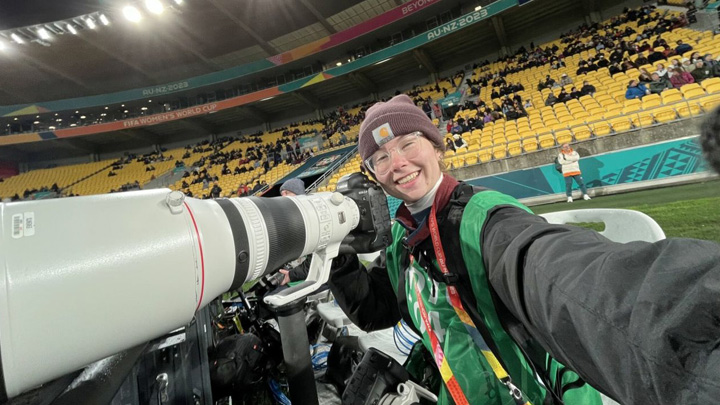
[358,94,444,162]
[279,178,305,195]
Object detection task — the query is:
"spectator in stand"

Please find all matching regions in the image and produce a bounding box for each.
[703,53,718,68]
[452,133,468,151]
[682,58,695,73]
[544,75,556,88]
[421,101,432,119]
[445,137,456,153]
[691,60,714,82]
[545,92,558,106]
[569,86,583,100]
[580,80,596,96]
[670,67,695,88]
[655,63,669,79]
[431,102,443,120]
[609,62,623,76]
[483,110,494,123]
[621,58,639,71]
[558,143,591,203]
[638,68,653,83]
[559,73,573,87]
[446,120,454,134]
[649,73,672,94]
[557,89,570,103]
[675,40,693,55]
[625,80,650,99]
[210,182,222,198]
[635,52,650,66]
[648,48,666,64]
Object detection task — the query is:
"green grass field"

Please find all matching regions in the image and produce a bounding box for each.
[529,179,720,244]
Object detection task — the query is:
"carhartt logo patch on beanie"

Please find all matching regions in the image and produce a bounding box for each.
[358,94,444,162]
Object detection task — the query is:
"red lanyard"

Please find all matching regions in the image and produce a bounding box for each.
[412,204,532,405]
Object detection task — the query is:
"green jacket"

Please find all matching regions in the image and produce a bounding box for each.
[384,189,601,405]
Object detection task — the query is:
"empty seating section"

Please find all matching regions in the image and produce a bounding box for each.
[444,8,720,168]
[0,160,112,199]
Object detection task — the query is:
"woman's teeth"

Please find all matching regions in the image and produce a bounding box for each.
[397,172,419,185]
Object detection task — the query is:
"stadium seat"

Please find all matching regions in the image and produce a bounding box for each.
[464,155,479,166]
[631,112,655,128]
[701,77,720,92]
[699,95,720,111]
[653,106,678,123]
[641,94,661,109]
[555,130,573,145]
[661,89,683,104]
[609,117,633,132]
[681,83,705,99]
[538,134,556,148]
[478,149,493,163]
[507,142,523,156]
[492,146,507,160]
[677,101,703,118]
[522,138,538,152]
[572,125,593,141]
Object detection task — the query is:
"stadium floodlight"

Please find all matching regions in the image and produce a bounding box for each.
[33,121,39,125]
[80,115,86,119]
[0,41,5,51]
[66,23,78,35]
[174,0,183,4]
[85,17,96,29]
[145,0,164,15]
[37,28,51,40]
[123,6,143,22]
[336,62,342,66]
[10,33,24,44]
[475,5,483,11]
[99,14,110,26]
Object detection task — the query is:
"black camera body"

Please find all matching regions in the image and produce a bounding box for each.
[336,172,393,254]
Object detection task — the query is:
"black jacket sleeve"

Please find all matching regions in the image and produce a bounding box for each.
[481,207,720,405]
[327,252,402,332]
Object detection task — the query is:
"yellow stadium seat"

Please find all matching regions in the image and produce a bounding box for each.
[701,77,720,90]
[704,82,720,95]
[572,125,592,141]
[479,149,493,163]
[661,89,683,104]
[700,95,720,111]
[555,130,573,145]
[464,155,479,166]
[609,117,633,132]
[683,88,706,99]
[641,94,661,109]
[538,134,556,149]
[677,102,703,118]
[653,106,678,123]
[507,142,523,156]
[506,134,521,143]
[522,138,538,152]
[492,146,507,160]
[631,112,655,127]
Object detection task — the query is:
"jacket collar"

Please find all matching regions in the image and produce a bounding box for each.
[394,174,459,248]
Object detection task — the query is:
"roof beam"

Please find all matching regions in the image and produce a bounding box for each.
[291,90,322,109]
[16,54,92,91]
[205,0,281,56]
[181,117,219,135]
[297,0,337,34]
[347,72,377,93]
[234,105,270,123]
[76,36,157,82]
[412,49,437,75]
[120,128,162,144]
[491,16,509,49]
[63,137,97,153]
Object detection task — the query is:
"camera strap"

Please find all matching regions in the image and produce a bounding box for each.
[420,203,532,405]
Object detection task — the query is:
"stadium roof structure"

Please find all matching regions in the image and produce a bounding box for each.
[0,0,622,163]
